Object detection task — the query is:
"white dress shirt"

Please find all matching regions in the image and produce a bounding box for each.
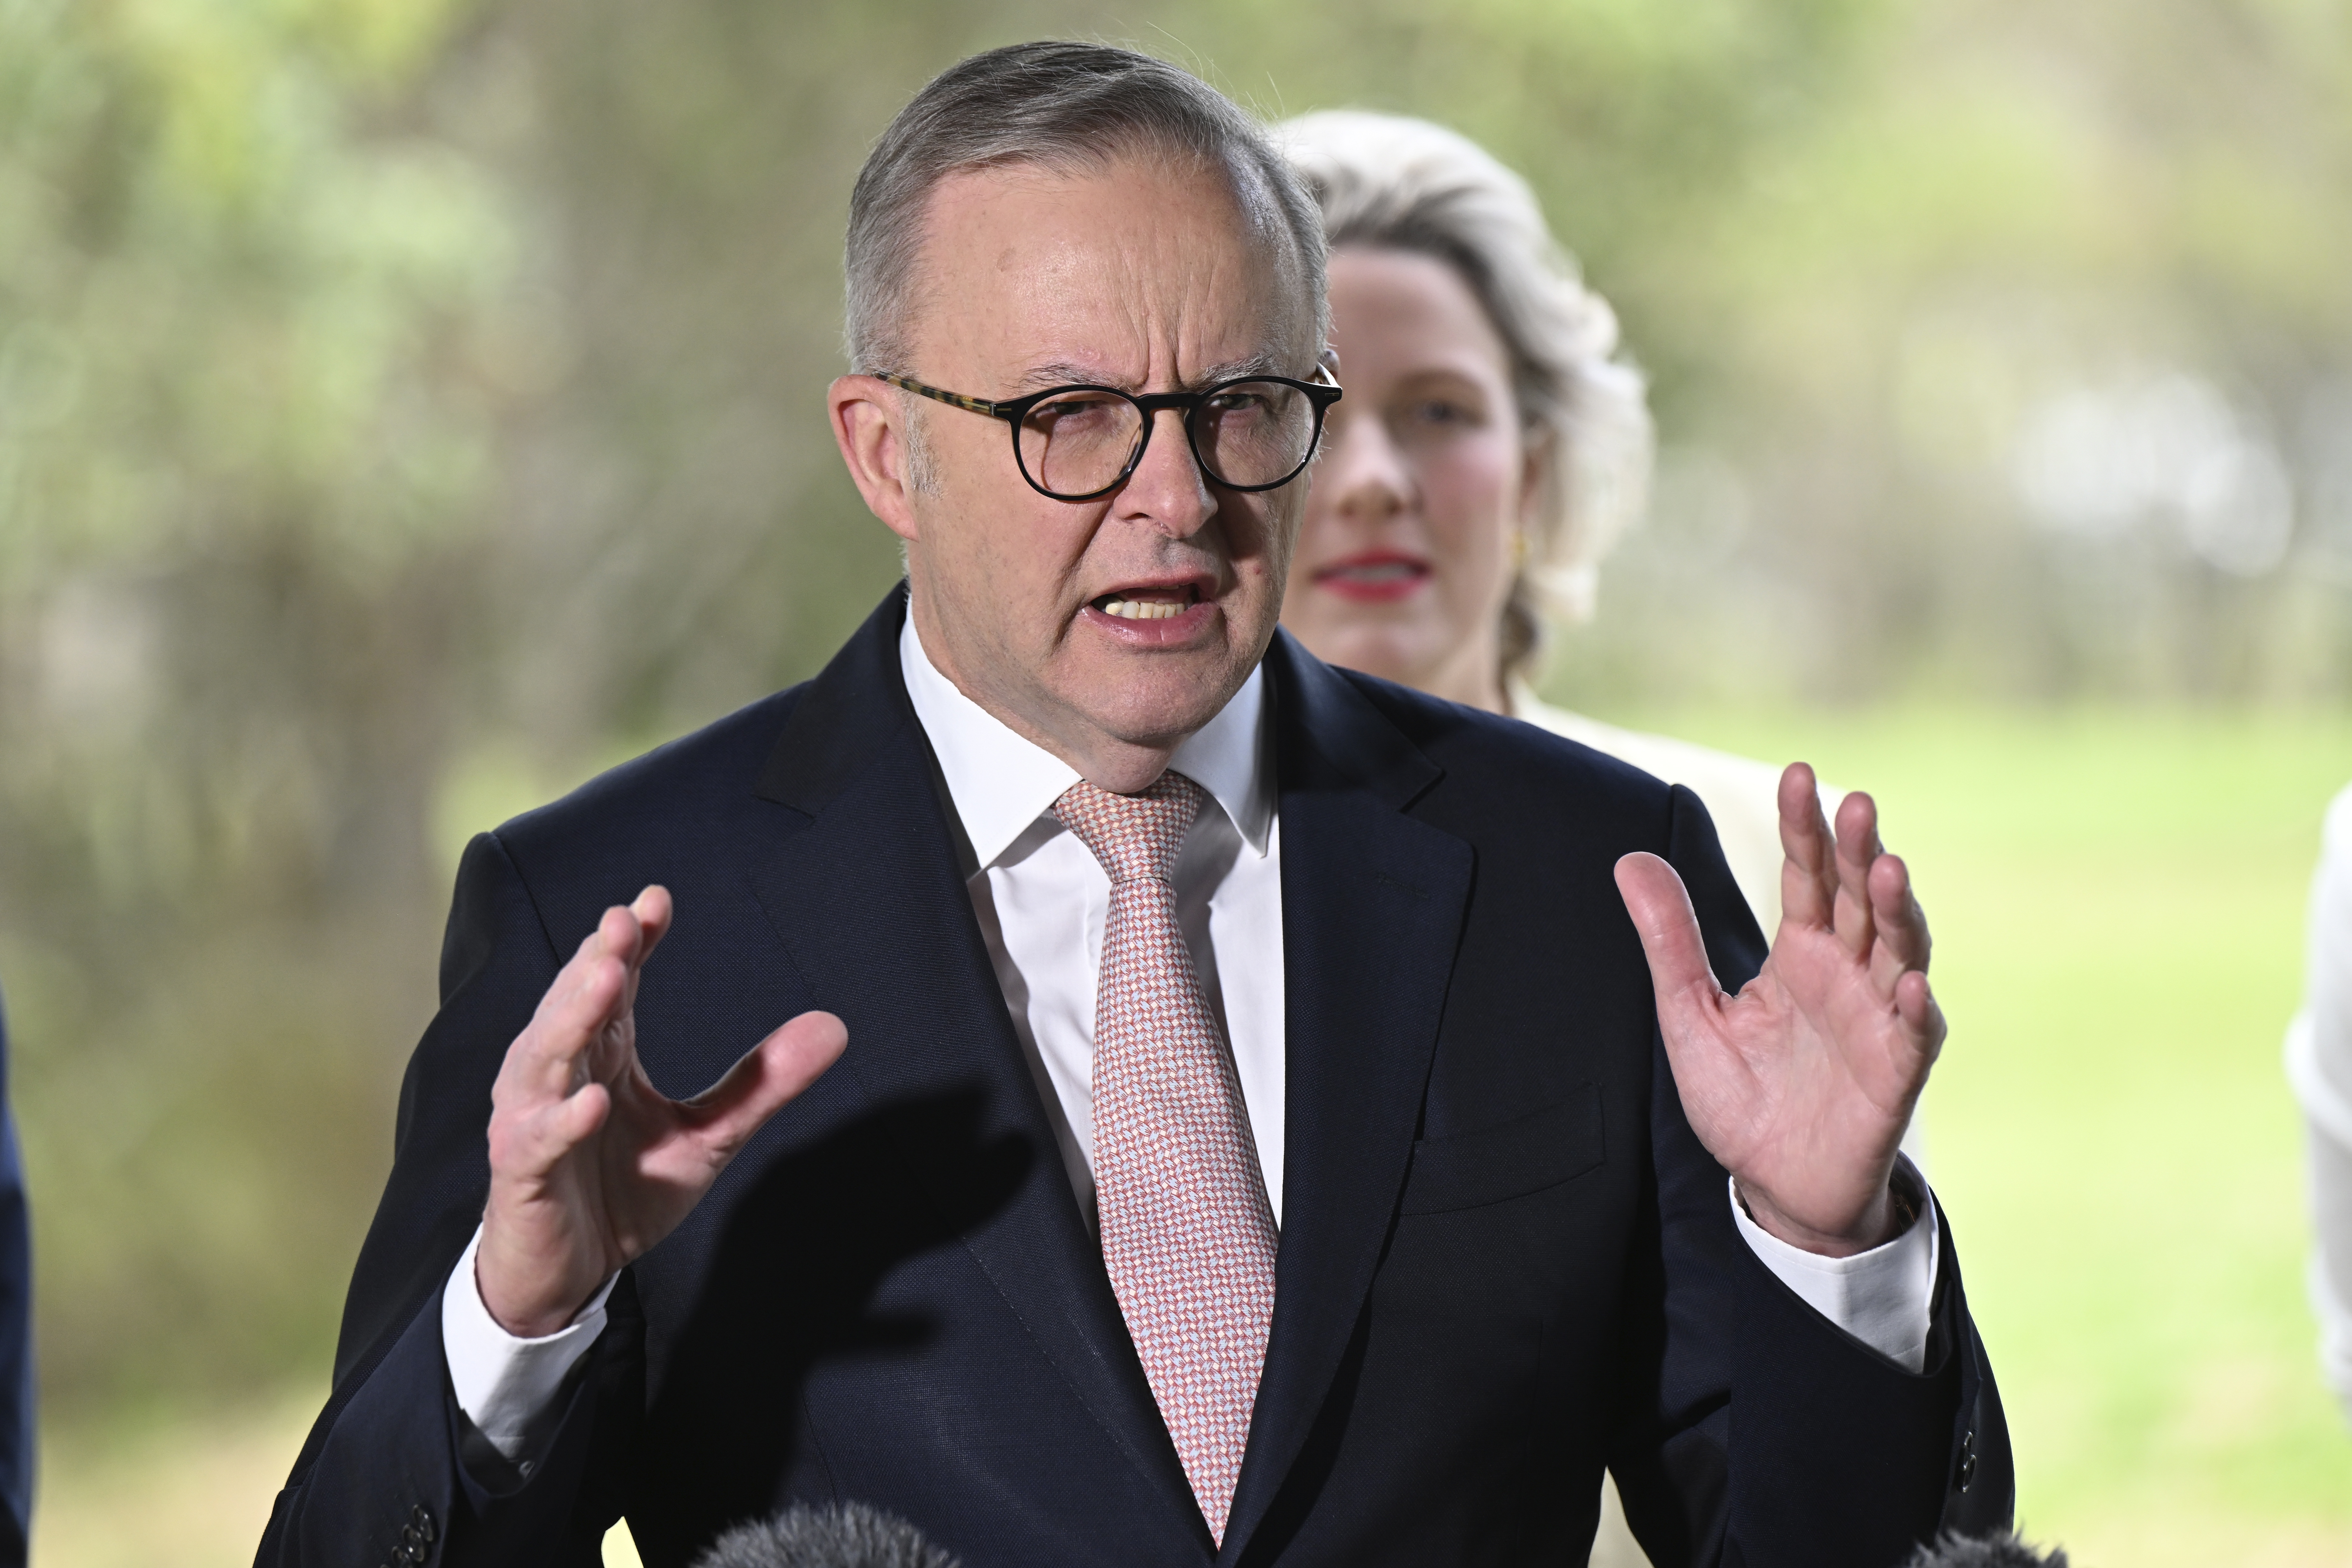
[442,615,1940,1459]
[903,617,1288,1229]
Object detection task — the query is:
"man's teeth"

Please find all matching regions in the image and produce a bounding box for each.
[1100,599,1188,620]
[1337,561,1420,582]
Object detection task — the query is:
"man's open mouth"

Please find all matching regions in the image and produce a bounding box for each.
[1091,586,1200,621]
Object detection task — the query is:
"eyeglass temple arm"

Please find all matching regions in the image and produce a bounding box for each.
[875,374,1012,420]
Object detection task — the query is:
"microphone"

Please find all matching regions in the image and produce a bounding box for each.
[689,1500,961,1568]
[1901,1532,2070,1568]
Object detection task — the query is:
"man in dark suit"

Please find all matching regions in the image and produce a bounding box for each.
[259,42,2010,1568]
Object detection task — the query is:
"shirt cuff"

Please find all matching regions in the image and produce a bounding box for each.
[1729,1154,1940,1373]
[440,1224,617,1462]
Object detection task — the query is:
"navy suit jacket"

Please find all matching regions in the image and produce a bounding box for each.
[0,993,28,1568]
[259,588,2011,1568]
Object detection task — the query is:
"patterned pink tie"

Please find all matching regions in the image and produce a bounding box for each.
[1053,772,1279,1543]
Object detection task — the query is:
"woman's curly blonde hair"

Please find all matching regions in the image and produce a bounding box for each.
[1275,111,1654,686]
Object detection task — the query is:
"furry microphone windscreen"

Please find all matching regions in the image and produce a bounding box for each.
[689,1501,961,1568]
[1901,1531,2070,1568]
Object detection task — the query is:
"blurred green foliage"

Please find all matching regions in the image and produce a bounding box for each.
[0,0,517,1411]
[0,0,2348,1493]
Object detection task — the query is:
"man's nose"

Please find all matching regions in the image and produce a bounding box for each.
[1111,406,1217,537]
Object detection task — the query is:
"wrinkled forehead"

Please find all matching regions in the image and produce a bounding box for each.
[907,151,1320,375]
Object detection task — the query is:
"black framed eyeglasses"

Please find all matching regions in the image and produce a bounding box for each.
[878,367,1342,503]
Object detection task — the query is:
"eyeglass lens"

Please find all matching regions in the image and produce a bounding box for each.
[1015,381,1318,499]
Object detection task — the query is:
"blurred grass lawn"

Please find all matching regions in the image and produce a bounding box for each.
[1665,704,2352,1565]
[31,706,2352,1568]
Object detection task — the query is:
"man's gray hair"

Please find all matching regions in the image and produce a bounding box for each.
[1276,111,1654,675]
[844,42,1328,378]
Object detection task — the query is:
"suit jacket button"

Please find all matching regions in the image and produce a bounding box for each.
[410,1503,437,1544]
[1955,1427,1977,1492]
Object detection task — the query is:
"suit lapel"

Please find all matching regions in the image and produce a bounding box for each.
[1221,633,1474,1563]
[747,589,1205,1537]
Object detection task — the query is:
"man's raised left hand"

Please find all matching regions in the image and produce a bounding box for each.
[1615,764,1944,1257]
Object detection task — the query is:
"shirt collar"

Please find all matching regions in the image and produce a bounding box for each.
[898,609,1272,870]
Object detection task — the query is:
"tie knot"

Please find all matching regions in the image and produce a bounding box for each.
[1053,772,1205,885]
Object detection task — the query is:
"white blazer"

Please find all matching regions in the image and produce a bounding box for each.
[2288,782,2352,1420]
[1510,688,1811,938]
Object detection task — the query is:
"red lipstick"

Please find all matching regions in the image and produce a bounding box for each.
[1311,549,1431,604]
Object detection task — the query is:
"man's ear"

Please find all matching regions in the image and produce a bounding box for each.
[829,375,920,544]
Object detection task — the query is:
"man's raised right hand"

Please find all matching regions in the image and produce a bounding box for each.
[476,885,847,1338]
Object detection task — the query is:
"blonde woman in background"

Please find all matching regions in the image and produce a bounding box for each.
[1277,111,1801,955]
[1276,110,1855,1568]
